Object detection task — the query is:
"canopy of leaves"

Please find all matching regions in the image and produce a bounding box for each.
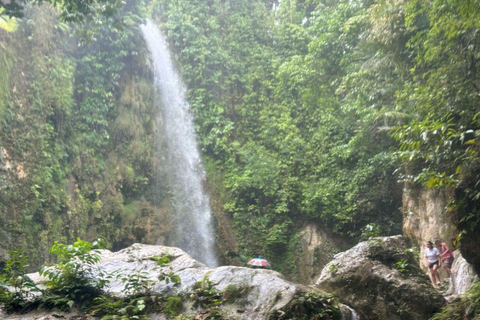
[0,0,122,21]
[152,0,480,275]
[1,0,479,281]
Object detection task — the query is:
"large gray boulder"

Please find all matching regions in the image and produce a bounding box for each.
[96,243,299,319]
[316,235,446,320]
[1,243,348,320]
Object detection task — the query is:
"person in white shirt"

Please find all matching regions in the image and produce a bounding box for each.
[424,241,441,288]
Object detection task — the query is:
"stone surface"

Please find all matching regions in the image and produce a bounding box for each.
[0,310,91,320]
[458,230,480,275]
[402,186,456,273]
[297,223,351,285]
[402,185,478,293]
[445,250,479,297]
[98,244,306,319]
[316,235,446,320]
[0,243,325,320]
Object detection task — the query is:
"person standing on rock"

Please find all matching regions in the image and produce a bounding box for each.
[435,240,454,277]
[425,241,441,288]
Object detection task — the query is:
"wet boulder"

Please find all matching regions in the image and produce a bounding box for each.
[316,235,446,320]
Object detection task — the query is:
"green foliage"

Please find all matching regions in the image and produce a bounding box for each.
[89,295,152,320]
[191,277,222,309]
[222,284,250,305]
[266,233,303,282]
[0,239,176,319]
[39,238,108,305]
[404,247,420,262]
[0,250,41,312]
[0,0,123,25]
[164,296,183,317]
[393,259,409,274]
[87,270,163,319]
[153,0,403,278]
[360,223,382,241]
[116,271,154,296]
[326,263,341,276]
[270,292,341,320]
[389,0,480,251]
[0,39,13,124]
[152,255,181,285]
[152,0,480,275]
[86,253,181,319]
[0,2,160,268]
[430,281,480,320]
[1,0,479,283]
[265,223,289,253]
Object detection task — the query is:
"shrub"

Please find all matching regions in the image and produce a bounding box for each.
[360,223,381,241]
[164,296,183,316]
[270,292,341,320]
[222,284,250,304]
[39,238,108,305]
[192,277,222,309]
[430,281,480,320]
[0,250,41,312]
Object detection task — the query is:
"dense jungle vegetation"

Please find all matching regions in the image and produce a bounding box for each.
[0,0,479,287]
[151,0,480,275]
[0,1,174,268]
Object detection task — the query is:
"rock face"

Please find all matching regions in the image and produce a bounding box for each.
[446,250,479,297]
[0,244,324,320]
[316,235,446,320]
[403,187,455,266]
[297,224,351,285]
[402,186,478,291]
[97,244,301,319]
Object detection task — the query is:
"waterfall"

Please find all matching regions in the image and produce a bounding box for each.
[140,20,218,268]
[340,305,360,320]
[446,250,478,296]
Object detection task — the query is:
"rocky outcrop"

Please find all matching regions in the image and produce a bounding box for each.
[403,187,455,264]
[457,227,480,276]
[446,250,479,297]
[0,244,341,320]
[316,235,446,320]
[297,224,351,285]
[96,244,302,319]
[402,186,478,293]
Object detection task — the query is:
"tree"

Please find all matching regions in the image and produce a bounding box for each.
[1,0,123,23]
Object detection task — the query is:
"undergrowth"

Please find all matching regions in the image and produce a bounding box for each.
[430,281,480,320]
[0,239,182,320]
[268,292,341,320]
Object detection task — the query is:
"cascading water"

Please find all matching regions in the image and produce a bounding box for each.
[140,20,218,268]
[446,251,478,296]
[340,305,360,320]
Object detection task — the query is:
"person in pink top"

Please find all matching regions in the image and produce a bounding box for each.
[435,240,454,277]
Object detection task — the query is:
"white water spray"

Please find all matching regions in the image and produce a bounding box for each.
[341,305,360,320]
[140,20,218,268]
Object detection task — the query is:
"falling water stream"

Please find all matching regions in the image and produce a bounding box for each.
[140,20,218,268]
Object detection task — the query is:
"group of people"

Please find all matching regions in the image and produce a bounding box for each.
[424,240,454,288]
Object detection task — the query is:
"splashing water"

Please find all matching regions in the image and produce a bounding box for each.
[341,305,360,320]
[140,19,218,268]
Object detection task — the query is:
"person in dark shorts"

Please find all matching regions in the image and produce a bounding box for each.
[435,240,454,277]
[425,241,441,288]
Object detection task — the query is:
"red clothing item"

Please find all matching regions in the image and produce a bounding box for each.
[439,243,454,259]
